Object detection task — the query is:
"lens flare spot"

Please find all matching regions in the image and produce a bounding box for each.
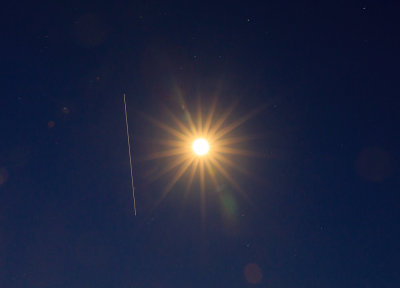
[244,263,263,284]
[192,138,209,156]
[0,167,8,186]
[221,193,237,217]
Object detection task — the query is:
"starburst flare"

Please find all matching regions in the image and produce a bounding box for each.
[142,97,266,210]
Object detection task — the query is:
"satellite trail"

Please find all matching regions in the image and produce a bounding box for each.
[123,93,137,215]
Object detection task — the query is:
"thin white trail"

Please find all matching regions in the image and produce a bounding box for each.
[123,93,137,215]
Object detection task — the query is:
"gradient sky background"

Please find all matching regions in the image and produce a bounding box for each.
[1,1,399,287]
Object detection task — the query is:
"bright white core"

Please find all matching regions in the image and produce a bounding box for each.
[192,138,210,156]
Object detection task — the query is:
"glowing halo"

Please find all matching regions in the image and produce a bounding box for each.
[140,96,266,212]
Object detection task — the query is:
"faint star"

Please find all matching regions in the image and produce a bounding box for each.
[62,107,70,114]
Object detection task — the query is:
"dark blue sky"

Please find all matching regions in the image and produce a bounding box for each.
[1,1,399,287]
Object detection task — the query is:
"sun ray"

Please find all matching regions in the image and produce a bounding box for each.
[145,147,188,160]
[216,134,263,147]
[213,153,264,185]
[199,159,206,220]
[204,158,218,188]
[162,157,195,195]
[207,99,238,138]
[213,105,267,140]
[178,158,200,217]
[214,154,267,186]
[140,112,189,141]
[208,157,243,195]
[153,157,195,210]
[183,109,197,135]
[140,137,187,148]
[197,97,203,135]
[174,86,198,135]
[213,147,264,158]
[156,139,187,148]
[203,96,218,136]
[185,158,199,195]
[150,154,193,181]
[213,153,250,176]
[164,107,193,137]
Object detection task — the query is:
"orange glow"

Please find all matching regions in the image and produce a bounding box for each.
[141,96,265,213]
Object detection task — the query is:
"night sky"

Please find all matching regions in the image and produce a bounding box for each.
[1,1,399,287]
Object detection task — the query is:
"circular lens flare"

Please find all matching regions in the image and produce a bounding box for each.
[192,138,210,156]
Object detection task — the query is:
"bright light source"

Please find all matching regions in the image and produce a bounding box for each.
[192,138,210,156]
